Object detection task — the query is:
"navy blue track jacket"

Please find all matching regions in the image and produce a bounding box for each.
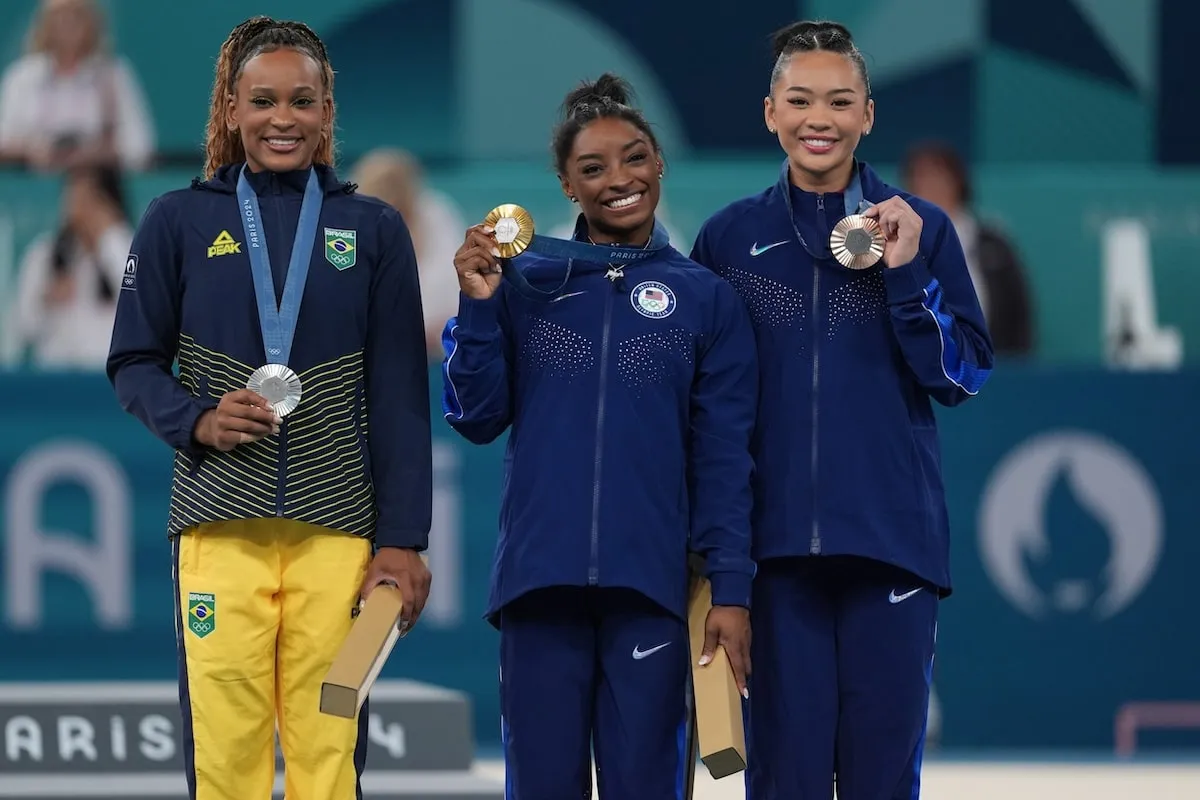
[106,163,432,549]
[441,222,759,622]
[690,160,994,594]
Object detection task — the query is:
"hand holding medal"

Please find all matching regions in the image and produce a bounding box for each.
[452,222,507,301]
[456,203,670,303]
[194,389,281,452]
[860,196,923,268]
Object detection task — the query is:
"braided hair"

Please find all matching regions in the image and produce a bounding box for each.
[768,21,871,96]
[203,16,336,179]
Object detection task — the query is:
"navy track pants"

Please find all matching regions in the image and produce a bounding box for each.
[498,586,691,799]
[746,556,938,800]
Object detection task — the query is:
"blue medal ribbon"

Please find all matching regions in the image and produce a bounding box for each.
[778,158,873,261]
[501,217,671,302]
[236,165,324,366]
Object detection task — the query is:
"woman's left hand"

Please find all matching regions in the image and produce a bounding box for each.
[699,605,752,699]
[359,547,432,636]
[862,196,923,268]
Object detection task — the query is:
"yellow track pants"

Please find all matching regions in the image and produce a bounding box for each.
[172,518,371,799]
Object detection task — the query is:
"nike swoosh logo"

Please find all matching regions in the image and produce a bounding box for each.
[632,642,671,660]
[889,588,923,604]
[750,240,788,257]
[551,290,586,303]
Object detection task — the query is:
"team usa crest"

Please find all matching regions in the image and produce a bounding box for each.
[324,228,357,270]
[631,280,676,319]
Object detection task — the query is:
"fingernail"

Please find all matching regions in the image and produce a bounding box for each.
[273,414,283,425]
[698,653,712,666]
[482,225,494,234]
[272,426,280,436]
[742,688,750,699]
[491,246,501,258]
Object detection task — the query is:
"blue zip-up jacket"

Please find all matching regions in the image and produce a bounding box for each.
[441,223,759,622]
[106,163,432,549]
[690,161,993,594]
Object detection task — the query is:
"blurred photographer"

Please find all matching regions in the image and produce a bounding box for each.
[7,164,132,369]
[0,0,155,172]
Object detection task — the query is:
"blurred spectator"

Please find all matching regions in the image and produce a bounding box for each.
[0,0,155,172]
[902,142,1035,357]
[5,164,132,369]
[349,147,467,355]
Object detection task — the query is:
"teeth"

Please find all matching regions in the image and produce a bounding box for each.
[803,139,835,147]
[606,193,642,209]
[267,138,299,146]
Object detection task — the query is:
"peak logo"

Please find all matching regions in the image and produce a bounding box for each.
[978,431,1162,620]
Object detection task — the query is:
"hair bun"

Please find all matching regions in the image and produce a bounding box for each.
[562,72,635,118]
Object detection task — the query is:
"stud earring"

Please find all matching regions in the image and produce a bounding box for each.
[768,126,777,134]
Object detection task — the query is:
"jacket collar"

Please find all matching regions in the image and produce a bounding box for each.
[771,157,888,203]
[192,162,353,196]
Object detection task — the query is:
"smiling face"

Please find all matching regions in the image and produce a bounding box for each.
[226,47,331,173]
[765,49,874,192]
[559,116,662,245]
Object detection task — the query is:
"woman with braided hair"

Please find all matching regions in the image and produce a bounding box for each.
[107,16,433,798]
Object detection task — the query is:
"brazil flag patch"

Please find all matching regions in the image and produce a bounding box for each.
[188,592,215,639]
[324,228,357,270]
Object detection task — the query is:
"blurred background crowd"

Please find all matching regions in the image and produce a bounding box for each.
[0,0,1197,779]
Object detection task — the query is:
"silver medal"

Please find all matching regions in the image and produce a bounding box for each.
[247,363,303,417]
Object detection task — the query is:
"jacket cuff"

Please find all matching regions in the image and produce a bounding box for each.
[881,255,935,305]
[176,397,219,457]
[457,293,500,332]
[709,571,753,610]
[374,528,429,551]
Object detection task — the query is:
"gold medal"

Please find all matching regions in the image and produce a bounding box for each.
[829,215,885,270]
[483,204,535,259]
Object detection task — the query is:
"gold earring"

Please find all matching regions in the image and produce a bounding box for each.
[768,126,777,134]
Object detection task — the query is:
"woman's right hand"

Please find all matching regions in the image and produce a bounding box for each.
[453,224,503,301]
[194,389,281,452]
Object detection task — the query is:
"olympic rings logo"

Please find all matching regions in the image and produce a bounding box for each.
[191,620,213,634]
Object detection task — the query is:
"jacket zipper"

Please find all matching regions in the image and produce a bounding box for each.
[276,423,286,516]
[810,194,824,555]
[589,286,615,583]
